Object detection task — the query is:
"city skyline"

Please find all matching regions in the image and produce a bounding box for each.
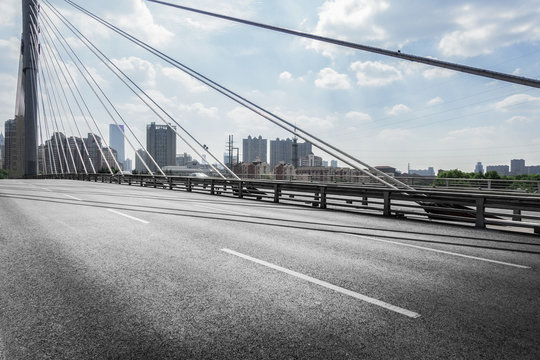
[0,0,539,174]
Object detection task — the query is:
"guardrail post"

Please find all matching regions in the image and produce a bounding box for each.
[475,197,486,228]
[187,178,192,192]
[274,184,280,203]
[383,191,391,216]
[362,196,368,206]
[238,181,243,198]
[320,186,327,209]
[128,176,132,186]
[210,180,215,195]
[109,175,112,183]
[487,180,492,190]
[153,177,157,188]
[512,209,521,222]
[140,176,143,187]
[168,177,173,190]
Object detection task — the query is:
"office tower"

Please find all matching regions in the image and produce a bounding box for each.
[84,133,103,172]
[4,119,16,171]
[330,160,338,168]
[474,162,484,174]
[135,149,147,172]
[510,159,526,175]
[297,141,312,162]
[242,135,267,163]
[124,158,132,172]
[146,122,176,172]
[270,138,293,167]
[269,137,313,167]
[486,165,509,176]
[109,124,125,168]
[0,132,4,169]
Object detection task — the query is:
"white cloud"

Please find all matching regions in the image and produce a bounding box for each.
[493,94,540,112]
[423,67,455,79]
[386,104,410,116]
[161,67,208,93]
[279,71,293,81]
[0,0,18,28]
[112,56,157,87]
[310,0,390,47]
[427,97,444,105]
[114,0,174,47]
[439,5,540,57]
[506,116,533,124]
[345,111,372,123]
[350,61,402,86]
[179,102,219,118]
[0,37,20,60]
[315,67,351,90]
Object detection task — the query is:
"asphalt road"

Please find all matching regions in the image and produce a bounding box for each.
[0,179,539,359]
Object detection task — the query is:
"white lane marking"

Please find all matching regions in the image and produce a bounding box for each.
[63,194,82,201]
[40,187,52,192]
[352,234,531,269]
[107,209,149,224]
[221,248,420,319]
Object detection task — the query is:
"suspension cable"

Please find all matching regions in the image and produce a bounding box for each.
[41,3,164,178]
[61,0,404,188]
[146,0,540,89]
[43,2,231,179]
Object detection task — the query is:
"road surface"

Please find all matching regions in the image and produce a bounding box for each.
[0,179,539,359]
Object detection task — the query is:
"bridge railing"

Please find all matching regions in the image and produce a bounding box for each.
[34,173,540,234]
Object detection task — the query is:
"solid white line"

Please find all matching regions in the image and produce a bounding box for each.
[40,187,52,192]
[352,234,531,269]
[107,209,149,224]
[63,194,82,201]
[221,248,420,319]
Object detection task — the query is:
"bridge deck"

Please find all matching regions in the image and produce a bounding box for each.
[0,179,539,359]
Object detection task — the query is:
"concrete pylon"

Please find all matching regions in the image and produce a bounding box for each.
[22,0,39,176]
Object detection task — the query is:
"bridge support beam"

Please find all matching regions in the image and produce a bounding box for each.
[22,0,39,176]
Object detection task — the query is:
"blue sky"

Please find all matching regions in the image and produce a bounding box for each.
[1,0,540,173]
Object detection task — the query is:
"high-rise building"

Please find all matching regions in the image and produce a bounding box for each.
[330,160,338,168]
[486,165,509,176]
[146,122,176,172]
[135,149,147,172]
[109,124,125,167]
[474,162,484,174]
[84,133,103,172]
[297,142,313,163]
[4,117,25,176]
[511,159,526,175]
[4,119,15,171]
[269,137,292,167]
[300,153,323,167]
[242,135,267,163]
[0,132,4,169]
[176,153,193,166]
[269,137,313,167]
[124,158,132,172]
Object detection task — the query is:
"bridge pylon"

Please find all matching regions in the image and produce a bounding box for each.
[22,0,39,176]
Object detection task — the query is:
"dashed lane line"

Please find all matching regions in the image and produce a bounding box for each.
[63,194,82,201]
[221,248,421,319]
[107,208,149,224]
[352,234,531,269]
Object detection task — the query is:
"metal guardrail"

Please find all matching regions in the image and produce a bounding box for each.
[34,173,540,235]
